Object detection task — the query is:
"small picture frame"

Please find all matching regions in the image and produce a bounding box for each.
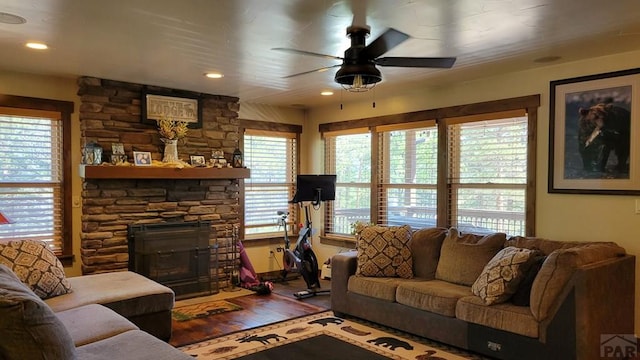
[133,151,152,166]
[111,142,125,155]
[190,155,206,167]
[110,154,128,165]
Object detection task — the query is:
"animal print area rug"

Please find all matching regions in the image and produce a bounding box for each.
[180,311,486,359]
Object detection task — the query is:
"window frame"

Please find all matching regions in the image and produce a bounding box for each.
[376,121,439,230]
[0,94,74,263]
[323,130,372,237]
[239,119,301,241]
[443,112,529,235]
[320,95,539,241]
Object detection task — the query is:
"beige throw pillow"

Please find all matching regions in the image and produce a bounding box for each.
[472,246,540,305]
[435,228,506,286]
[0,240,72,299]
[410,227,448,279]
[356,225,413,278]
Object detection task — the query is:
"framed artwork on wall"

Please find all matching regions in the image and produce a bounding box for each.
[141,88,202,128]
[548,68,640,195]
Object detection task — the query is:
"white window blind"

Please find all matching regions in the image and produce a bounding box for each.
[324,131,371,236]
[378,124,438,229]
[0,112,64,252]
[448,116,528,236]
[244,131,297,238]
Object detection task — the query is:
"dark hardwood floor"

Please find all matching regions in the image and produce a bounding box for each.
[169,277,332,347]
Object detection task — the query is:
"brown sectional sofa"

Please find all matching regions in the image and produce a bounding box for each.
[0,265,191,359]
[331,227,635,360]
[44,270,175,341]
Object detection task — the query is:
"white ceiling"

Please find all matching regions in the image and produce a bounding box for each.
[1,0,640,108]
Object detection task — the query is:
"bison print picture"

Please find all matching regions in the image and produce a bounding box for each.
[563,85,631,180]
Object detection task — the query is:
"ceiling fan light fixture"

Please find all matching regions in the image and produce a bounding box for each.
[335,63,381,92]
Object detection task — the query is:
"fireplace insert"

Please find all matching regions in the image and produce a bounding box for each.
[128,221,216,299]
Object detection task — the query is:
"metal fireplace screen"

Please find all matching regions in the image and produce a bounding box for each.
[127,221,215,299]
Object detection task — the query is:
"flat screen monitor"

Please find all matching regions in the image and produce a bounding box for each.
[291,174,336,204]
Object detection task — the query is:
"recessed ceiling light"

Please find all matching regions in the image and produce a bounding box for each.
[204,72,223,79]
[0,12,26,24]
[320,91,334,96]
[26,42,48,50]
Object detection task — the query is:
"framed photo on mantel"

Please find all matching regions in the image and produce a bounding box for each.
[141,88,203,128]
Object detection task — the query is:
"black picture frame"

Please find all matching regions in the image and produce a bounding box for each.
[549,68,639,195]
[141,88,203,129]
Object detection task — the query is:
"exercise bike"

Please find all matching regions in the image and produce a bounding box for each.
[277,207,325,299]
[277,174,336,299]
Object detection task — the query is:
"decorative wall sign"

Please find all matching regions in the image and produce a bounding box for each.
[141,89,202,128]
[549,68,640,195]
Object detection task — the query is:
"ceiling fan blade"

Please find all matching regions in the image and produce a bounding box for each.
[375,57,457,68]
[361,28,410,59]
[282,64,342,78]
[271,47,343,61]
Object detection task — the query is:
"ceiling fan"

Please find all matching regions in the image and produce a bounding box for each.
[273,25,456,92]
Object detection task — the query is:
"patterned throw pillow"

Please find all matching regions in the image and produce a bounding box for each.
[0,240,72,299]
[356,225,413,279]
[472,246,539,305]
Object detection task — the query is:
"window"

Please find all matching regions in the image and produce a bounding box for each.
[242,124,299,239]
[377,122,438,229]
[320,95,539,238]
[0,97,74,258]
[446,114,528,235]
[324,131,371,236]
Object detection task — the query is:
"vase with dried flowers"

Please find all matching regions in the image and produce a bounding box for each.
[157,118,188,163]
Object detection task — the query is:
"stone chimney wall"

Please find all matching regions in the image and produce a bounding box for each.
[78,76,241,289]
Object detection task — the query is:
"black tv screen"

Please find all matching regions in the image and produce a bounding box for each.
[291,174,336,204]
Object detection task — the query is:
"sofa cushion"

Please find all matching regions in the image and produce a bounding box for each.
[76,329,193,360]
[44,271,174,317]
[456,295,539,338]
[0,264,77,359]
[356,225,413,278]
[530,243,625,321]
[435,228,506,286]
[471,246,540,305]
[410,227,447,279]
[56,303,139,346]
[0,239,72,299]
[348,275,417,302]
[396,279,472,317]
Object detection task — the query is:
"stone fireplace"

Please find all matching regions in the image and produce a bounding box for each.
[78,76,245,290]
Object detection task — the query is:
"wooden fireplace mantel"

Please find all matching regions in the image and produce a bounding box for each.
[78,165,250,179]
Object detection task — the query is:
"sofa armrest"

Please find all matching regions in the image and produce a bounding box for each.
[539,254,635,359]
[330,250,358,314]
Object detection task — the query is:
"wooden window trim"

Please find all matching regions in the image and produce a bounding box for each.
[239,119,302,240]
[0,94,74,263]
[320,95,540,239]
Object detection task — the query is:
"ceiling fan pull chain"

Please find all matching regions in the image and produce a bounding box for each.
[372,87,376,108]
